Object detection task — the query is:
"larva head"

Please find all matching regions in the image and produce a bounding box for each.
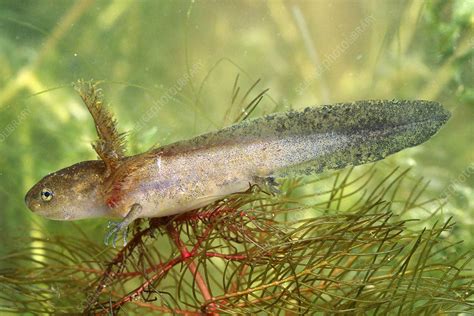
[24,160,109,220]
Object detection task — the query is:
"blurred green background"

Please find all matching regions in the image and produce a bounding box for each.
[0,0,472,261]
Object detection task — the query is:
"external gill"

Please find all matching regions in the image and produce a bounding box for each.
[74,80,135,246]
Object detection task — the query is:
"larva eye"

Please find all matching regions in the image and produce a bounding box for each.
[41,188,54,202]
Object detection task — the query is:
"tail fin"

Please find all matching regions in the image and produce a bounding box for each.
[266,100,450,176]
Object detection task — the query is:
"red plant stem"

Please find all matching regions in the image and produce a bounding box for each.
[87,250,247,281]
[93,221,247,279]
[205,252,247,260]
[172,206,234,222]
[171,204,258,224]
[98,224,238,315]
[86,225,154,312]
[166,224,219,315]
[96,210,247,314]
[100,255,184,314]
[188,261,214,309]
[190,224,215,254]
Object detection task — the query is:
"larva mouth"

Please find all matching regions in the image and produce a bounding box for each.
[24,186,39,212]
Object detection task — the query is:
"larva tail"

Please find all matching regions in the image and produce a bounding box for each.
[267,100,451,176]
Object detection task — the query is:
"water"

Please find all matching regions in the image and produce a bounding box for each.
[0,0,472,292]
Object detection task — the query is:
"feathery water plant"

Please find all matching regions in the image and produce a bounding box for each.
[1,167,472,314]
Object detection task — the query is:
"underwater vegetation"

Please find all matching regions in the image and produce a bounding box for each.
[1,167,473,314]
[0,0,473,314]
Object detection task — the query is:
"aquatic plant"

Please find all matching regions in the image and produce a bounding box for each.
[1,165,473,314]
[0,1,472,314]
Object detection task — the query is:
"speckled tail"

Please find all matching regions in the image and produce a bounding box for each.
[269,100,451,176]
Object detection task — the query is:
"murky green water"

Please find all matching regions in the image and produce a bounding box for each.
[0,1,472,312]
